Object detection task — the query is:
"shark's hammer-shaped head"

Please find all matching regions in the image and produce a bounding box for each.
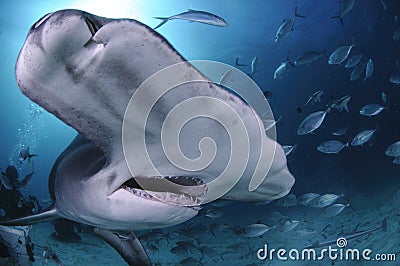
[14,10,205,230]
[9,9,295,231]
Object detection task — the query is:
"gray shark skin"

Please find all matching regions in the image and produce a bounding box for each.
[93,228,151,266]
[2,8,295,264]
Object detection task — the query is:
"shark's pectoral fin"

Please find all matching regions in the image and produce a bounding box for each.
[0,207,59,226]
[93,228,151,266]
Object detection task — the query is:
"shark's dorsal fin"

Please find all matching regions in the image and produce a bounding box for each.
[0,206,59,226]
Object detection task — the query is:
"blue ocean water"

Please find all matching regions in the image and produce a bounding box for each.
[0,0,399,265]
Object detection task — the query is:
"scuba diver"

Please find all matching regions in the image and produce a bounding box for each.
[0,164,42,265]
[0,164,35,191]
[0,165,38,219]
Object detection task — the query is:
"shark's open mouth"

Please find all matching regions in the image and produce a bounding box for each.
[120,176,206,209]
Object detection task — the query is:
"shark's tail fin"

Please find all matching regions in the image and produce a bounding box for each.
[153,17,170,29]
[295,7,306,19]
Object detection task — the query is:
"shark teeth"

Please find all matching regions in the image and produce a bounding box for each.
[121,186,201,210]
[163,176,205,186]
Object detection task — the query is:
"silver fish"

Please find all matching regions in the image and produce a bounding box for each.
[264,115,281,132]
[170,245,189,256]
[389,73,400,84]
[328,44,354,64]
[381,92,387,104]
[279,219,300,232]
[250,57,258,77]
[345,54,363,68]
[350,59,366,81]
[317,140,348,154]
[297,90,323,113]
[275,7,306,42]
[385,140,400,157]
[210,223,231,236]
[329,95,351,112]
[306,218,387,249]
[154,9,228,29]
[276,193,297,207]
[205,208,223,219]
[331,0,355,26]
[393,28,400,41]
[180,258,202,266]
[364,58,373,82]
[42,246,65,266]
[282,144,296,157]
[210,200,231,207]
[309,193,343,208]
[19,146,38,165]
[332,126,349,136]
[274,57,294,79]
[241,223,274,237]
[351,124,378,146]
[321,203,350,217]
[294,51,326,66]
[270,211,288,224]
[298,193,320,206]
[381,0,388,11]
[297,108,330,135]
[295,228,322,239]
[359,104,385,117]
